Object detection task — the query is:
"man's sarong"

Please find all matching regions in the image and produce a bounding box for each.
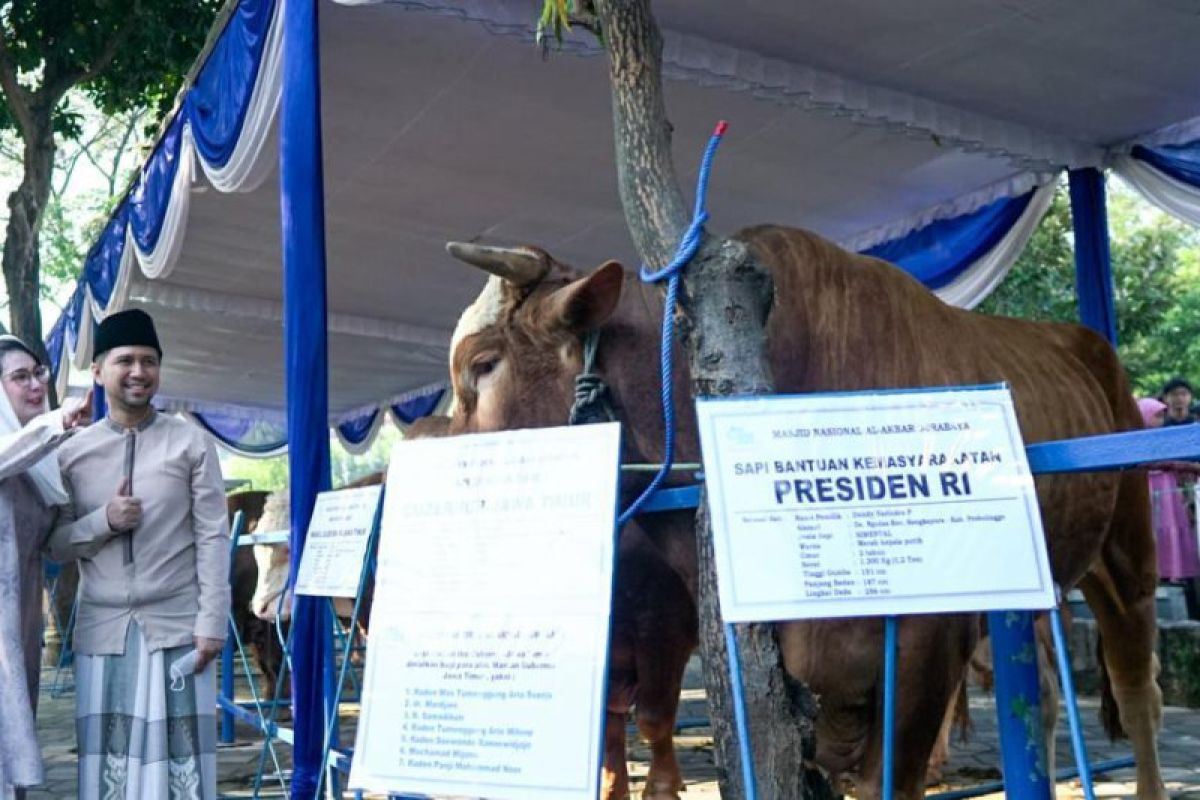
[75,623,216,800]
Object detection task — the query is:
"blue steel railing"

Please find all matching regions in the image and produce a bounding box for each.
[222,422,1200,800]
[627,422,1200,800]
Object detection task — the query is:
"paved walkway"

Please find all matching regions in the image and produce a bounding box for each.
[30,663,1200,798]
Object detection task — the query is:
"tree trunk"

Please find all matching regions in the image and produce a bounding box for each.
[592,2,831,797]
[3,114,56,373]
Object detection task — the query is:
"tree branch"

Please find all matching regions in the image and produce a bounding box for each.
[106,108,142,196]
[54,112,116,196]
[0,22,35,138]
[566,12,602,36]
[593,0,690,270]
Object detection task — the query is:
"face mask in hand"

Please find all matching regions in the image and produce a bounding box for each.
[169,650,201,692]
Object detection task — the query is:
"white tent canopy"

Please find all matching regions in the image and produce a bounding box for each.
[51,0,1200,432]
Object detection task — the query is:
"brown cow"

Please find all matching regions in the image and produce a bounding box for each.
[441,225,1164,800]
[226,490,287,695]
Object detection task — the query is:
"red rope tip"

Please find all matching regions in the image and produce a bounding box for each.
[714,120,729,136]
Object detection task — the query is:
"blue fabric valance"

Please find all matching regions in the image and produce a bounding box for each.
[187,384,448,458]
[83,208,130,310]
[128,115,187,255]
[863,189,1036,291]
[1132,142,1200,187]
[334,385,448,451]
[185,0,276,168]
[337,408,381,447]
[1115,137,1200,229]
[189,410,289,456]
[392,386,446,424]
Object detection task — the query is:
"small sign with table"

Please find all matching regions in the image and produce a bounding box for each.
[293,485,383,598]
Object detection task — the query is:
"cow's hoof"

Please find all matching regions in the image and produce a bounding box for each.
[600,775,630,800]
[641,782,683,800]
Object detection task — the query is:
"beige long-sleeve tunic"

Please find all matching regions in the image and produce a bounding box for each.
[46,411,230,656]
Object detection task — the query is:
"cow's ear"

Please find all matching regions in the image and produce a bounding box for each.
[547,260,625,332]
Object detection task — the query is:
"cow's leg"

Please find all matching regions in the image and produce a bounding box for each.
[1034,613,1059,783]
[924,679,962,787]
[856,615,976,800]
[633,635,692,800]
[1078,472,1165,800]
[602,708,633,800]
[1079,570,1165,800]
[603,633,636,800]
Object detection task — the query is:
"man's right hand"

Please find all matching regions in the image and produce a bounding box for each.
[106,477,143,532]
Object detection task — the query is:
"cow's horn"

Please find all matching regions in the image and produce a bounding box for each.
[445,242,549,287]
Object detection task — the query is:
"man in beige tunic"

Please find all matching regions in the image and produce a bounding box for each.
[46,309,230,800]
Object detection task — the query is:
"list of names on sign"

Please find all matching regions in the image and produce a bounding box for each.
[293,485,382,598]
[696,388,1055,622]
[350,423,621,800]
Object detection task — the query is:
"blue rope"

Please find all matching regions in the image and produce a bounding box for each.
[619,120,728,527]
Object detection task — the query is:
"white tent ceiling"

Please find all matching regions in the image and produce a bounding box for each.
[87,0,1200,423]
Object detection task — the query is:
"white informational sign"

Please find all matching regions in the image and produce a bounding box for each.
[293,485,383,598]
[349,423,622,800]
[696,387,1055,622]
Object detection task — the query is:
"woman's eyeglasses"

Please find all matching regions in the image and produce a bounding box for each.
[2,365,51,387]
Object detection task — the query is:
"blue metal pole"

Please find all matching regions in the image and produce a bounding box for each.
[723,623,758,800]
[882,616,898,800]
[220,511,245,745]
[1050,606,1096,800]
[280,0,333,796]
[987,610,1052,800]
[1068,168,1117,345]
[219,626,235,745]
[1065,163,1114,800]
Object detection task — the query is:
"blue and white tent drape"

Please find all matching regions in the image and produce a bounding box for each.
[848,180,1056,310]
[172,383,448,457]
[46,0,283,402]
[334,383,450,454]
[45,0,454,458]
[1113,117,1200,228]
[182,408,289,458]
[43,0,1152,456]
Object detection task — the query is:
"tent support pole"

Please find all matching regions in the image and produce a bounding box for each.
[280,0,334,797]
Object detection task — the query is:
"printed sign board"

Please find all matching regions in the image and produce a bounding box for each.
[696,386,1055,621]
[293,485,383,598]
[350,423,622,800]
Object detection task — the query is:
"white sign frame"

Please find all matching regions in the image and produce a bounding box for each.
[696,386,1056,622]
[349,423,622,800]
[293,485,383,598]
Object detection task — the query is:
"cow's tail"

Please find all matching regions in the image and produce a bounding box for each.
[1095,632,1125,741]
[953,677,973,740]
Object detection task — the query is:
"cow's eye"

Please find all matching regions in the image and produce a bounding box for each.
[470,354,499,379]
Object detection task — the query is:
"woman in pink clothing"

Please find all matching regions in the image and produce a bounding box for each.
[1138,398,1200,593]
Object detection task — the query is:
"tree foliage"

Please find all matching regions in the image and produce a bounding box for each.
[0,0,221,372]
[978,179,1200,397]
[0,1,220,133]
